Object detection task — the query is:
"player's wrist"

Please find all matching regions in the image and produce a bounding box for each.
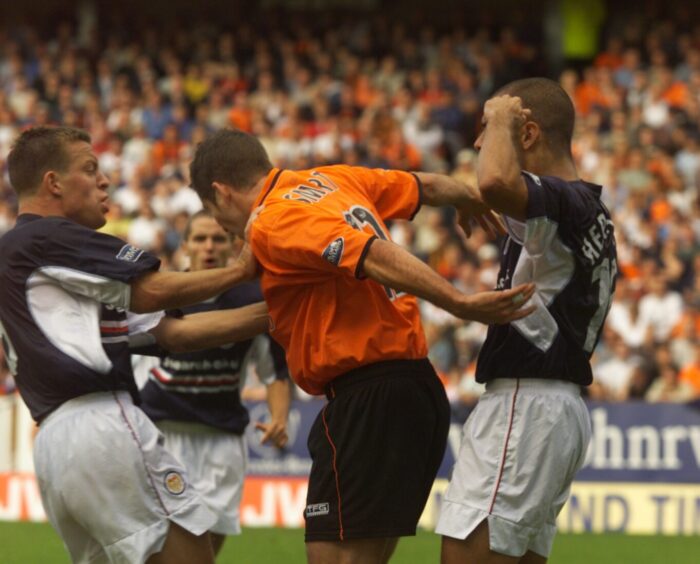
[455,294,476,321]
[444,290,473,320]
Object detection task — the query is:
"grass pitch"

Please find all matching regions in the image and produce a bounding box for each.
[1,523,699,563]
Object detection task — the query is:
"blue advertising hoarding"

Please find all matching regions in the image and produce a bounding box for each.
[245,399,700,483]
[243,399,700,534]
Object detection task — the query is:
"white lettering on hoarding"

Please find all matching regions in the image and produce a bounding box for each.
[587,409,700,471]
[0,475,46,522]
[240,481,307,527]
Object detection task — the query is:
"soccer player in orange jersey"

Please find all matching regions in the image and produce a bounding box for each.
[190,129,535,564]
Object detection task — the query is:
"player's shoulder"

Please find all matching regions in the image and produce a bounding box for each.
[527,172,602,197]
[525,172,603,215]
[0,214,78,254]
[8,214,75,235]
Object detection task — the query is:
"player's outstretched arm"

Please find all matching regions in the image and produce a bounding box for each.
[129,246,258,313]
[414,172,504,239]
[255,379,291,448]
[415,172,483,208]
[475,94,530,221]
[363,238,535,324]
[148,302,270,353]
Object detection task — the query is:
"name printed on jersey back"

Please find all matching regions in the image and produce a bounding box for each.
[283,171,339,204]
[580,212,615,265]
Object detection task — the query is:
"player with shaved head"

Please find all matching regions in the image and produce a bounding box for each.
[437,78,617,564]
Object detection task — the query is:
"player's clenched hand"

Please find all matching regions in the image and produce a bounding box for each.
[255,420,288,448]
[483,94,532,129]
[455,283,536,324]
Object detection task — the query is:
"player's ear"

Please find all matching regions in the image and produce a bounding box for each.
[521,121,540,151]
[211,181,232,205]
[43,170,62,197]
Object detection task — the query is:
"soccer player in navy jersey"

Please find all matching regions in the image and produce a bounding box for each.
[139,210,290,556]
[437,78,617,563]
[0,127,271,564]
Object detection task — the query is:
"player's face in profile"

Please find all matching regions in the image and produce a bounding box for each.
[203,191,248,238]
[474,115,487,152]
[183,215,233,271]
[59,141,110,229]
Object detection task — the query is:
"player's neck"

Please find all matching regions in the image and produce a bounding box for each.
[18,194,65,219]
[248,175,267,208]
[524,153,579,182]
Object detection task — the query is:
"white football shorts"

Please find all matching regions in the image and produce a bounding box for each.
[436,378,591,558]
[157,420,247,536]
[33,392,216,564]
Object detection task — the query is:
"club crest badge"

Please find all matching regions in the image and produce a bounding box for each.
[164,471,186,495]
[322,237,344,266]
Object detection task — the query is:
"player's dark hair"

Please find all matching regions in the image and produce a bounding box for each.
[190,128,273,203]
[495,77,575,158]
[183,210,214,241]
[182,209,235,242]
[8,126,91,197]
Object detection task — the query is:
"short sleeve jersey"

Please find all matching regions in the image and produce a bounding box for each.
[248,166,427,394]
[476,173,617,386]
[0,214,160,421]
[139,282,289,434]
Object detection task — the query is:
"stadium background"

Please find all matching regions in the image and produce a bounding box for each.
[1,0,700,561]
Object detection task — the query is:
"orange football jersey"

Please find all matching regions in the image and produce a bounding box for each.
[249,165,428,394]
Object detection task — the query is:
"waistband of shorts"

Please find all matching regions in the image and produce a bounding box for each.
[39,391,132,428]
[485,378,582,395]
[324,358,435,400]
[156,419,231,436]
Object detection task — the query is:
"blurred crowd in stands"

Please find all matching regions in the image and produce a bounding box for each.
[0,7,699,406]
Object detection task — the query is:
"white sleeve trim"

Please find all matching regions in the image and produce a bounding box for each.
[31,266,131,310]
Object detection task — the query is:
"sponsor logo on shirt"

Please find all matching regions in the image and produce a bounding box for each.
[322,237,344,267]
[305,502,330,517]
[164,471,186,495]
[116,244,144,262]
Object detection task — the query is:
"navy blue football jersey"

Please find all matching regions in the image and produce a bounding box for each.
[0,214,160,421]
[138,282,289,434]
[476,172,617,386]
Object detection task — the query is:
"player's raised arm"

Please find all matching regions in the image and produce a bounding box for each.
[362,238,535,324]
[473,95,532,221]
[147,302,270,353]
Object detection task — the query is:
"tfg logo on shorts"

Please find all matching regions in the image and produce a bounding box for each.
[322,237,344,266]
[305,502,330,517]
[116,244,144,262]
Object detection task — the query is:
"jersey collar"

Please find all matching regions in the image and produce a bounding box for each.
[16,213,45,224]
[252,168,284,209]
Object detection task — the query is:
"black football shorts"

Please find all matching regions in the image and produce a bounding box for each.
[304,358,450,542]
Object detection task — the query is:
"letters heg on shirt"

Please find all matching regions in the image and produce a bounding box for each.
[116,244,144,263]
[322,237,344,266]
